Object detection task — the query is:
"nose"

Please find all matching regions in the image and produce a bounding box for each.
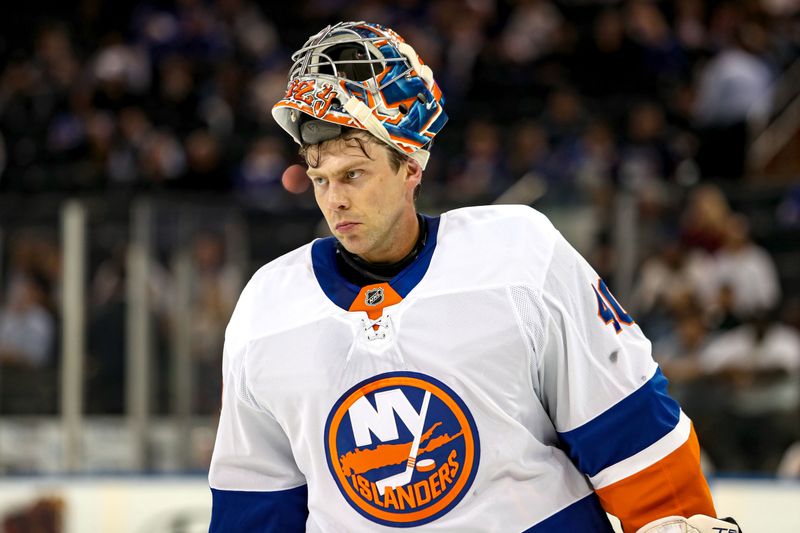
[326,181,349,211]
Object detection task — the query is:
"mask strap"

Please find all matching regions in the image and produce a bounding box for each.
[343,97,430,170]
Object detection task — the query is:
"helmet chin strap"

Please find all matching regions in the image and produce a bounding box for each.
[343,97,431,170]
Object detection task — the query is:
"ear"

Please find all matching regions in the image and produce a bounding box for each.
[404,157,422,196]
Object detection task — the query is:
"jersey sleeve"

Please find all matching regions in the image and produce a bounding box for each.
[208,338,308,532]
[534,231,715,533]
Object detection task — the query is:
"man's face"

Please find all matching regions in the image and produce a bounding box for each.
[306,137,420,263]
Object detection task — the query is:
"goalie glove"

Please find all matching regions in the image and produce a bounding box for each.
[636,515,741,533]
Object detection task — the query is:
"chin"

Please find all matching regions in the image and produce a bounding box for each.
[336,235,364,254]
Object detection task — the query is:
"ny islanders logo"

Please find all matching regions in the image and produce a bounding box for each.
[324,371,480,527]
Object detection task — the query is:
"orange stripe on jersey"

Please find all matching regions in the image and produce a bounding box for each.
[348,283,403,320]
[595,425,715,533]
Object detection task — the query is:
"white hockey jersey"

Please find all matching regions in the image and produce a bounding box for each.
[208,205,714,532]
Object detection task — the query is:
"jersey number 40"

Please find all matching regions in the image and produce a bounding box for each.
[593,279,634,334]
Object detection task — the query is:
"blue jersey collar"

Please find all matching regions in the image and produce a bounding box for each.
[311,215,440,311]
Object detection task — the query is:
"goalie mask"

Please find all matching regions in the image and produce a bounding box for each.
[272,21,448,170]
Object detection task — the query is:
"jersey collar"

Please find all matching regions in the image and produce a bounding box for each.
[311,215,440,312]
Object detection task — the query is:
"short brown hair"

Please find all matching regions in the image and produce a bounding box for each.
[299,127,409,172]
[300,127,420,199]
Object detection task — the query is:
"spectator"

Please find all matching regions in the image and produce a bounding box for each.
[187,231,241,413]
[539,86,588,147]
[86,245,173,414]
[447,119,510,202]
[139,129,186,186]
[0,273,55,368]
[499,0,562,66]
[776,184,800,228]
[653,298,714,438]
[508,120,552,181]
[654,304,710,385]
[0,56,51,192]
[507,120,560,204]
[693,24,773,178]
[714,214,781,319]
[235,135,288,194]
[215,0,279,63]
[0,271,57,415]
[87,249,127,414]
[674,0,708,53]
[91,40,150,113]
[573,119,617,198]
[2,235,61,313]
[577,8,651,100]
[680,183,732,254]
[632,237,715,338]
[707,283,743,332]
[179,129,228,191]
[700,314,800,471]
[148,55,199,135]
[436,7,486,107]
[81,110,116,189]
[624,0,687,83]
[108,106,153,185]
[620,102,676,182]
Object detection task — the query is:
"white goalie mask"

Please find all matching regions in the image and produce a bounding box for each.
[272,21,448,170]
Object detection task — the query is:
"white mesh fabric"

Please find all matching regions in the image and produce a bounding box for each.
[236,355,264,412]
[510,285,547,359]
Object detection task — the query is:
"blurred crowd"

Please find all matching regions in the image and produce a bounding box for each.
[630,184,800,473]
[0,0,797,198]
[1,0,799,475]
[0,225,241,417]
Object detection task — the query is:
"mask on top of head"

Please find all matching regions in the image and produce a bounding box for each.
[271,21,448,170]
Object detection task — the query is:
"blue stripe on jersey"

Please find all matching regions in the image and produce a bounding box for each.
[311,236,362,310]
[557,368,681,477]
[392,215,440,298]
[209,485,308,532]
[523,493,614,532]
[311,215,440,309]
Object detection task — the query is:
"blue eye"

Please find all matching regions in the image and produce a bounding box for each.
[312,177,328,186]
[346,170,362,179]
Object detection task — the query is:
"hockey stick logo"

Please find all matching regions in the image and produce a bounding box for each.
[375,390,430,495]
[324,372,480,527]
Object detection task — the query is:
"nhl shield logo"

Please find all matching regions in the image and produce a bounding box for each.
[324,371,480,527]
[365,287,384,307]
